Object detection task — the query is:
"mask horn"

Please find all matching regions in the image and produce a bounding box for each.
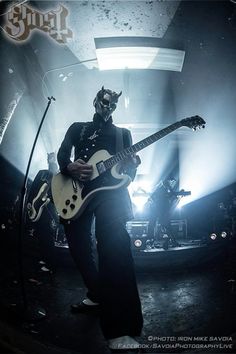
[118,91,122,98]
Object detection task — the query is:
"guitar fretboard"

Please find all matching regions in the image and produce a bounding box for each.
[104,121,182,170]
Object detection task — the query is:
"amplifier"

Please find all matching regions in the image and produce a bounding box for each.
[126,220,149,238]
[126,219,187,238]
[126,221,149,251]
[170,219,188,238]
[126,219,188,250]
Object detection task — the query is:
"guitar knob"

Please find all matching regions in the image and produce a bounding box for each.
[72,195,77,201]
[65,199,70,205]
[62,209,67,214]
[70,204,75,210]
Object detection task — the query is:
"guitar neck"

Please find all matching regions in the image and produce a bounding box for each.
[104,121,182,170]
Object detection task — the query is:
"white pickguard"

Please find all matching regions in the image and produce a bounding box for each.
[27,182,50,222]
[51,150,132,220]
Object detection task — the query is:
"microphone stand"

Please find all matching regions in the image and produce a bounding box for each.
[16,96,56,321]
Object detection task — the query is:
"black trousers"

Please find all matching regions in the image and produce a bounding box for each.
[63,198,143,339]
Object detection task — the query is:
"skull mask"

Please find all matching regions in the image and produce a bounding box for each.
[93,86,122,122]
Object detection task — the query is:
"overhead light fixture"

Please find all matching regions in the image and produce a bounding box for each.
[95,37,185,72]
[96,46,185,71]
[124,96,130,109]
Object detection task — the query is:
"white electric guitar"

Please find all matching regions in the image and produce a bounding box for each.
[51,116,205,220]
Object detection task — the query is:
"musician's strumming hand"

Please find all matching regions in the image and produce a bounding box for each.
[67,159,93,181]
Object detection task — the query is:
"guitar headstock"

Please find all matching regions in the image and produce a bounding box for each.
[181,115,206,131]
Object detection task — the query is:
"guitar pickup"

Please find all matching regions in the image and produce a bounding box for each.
[96,161,106,175]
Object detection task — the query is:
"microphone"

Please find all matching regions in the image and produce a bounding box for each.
[48,96,56,101]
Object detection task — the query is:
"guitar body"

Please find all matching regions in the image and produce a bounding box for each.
[27,183,50,222]
[27,170,52,222]
[51,150,132,220]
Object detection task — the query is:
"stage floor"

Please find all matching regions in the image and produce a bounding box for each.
[0,237,236,354]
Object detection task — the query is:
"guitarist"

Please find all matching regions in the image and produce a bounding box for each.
[26,152,60,272]
[57,87,143,350]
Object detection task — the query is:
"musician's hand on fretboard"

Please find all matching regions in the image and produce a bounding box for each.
[121,154,141,181]
[122,154,141,170]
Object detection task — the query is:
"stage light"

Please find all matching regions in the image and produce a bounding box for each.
[132,195,148,212]
[124,96,130,109]
[129,178,153,197]
[221,231,227,238]
[179,110,236,207]
[210,233,217,240]
[134,239,142,248]
[130,180,151,212]
[96,46,185,71]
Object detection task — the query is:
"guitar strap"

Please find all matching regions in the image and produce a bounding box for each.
[79,122,91,143]
[115,127,124,153]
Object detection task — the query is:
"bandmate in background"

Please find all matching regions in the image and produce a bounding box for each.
[57,87,143,350]
[27,152,59,272]
[147,177,180,250]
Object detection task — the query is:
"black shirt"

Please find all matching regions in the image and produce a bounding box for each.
[58,114,133,172]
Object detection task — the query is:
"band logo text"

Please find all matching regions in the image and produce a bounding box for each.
[4,4,72,44]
